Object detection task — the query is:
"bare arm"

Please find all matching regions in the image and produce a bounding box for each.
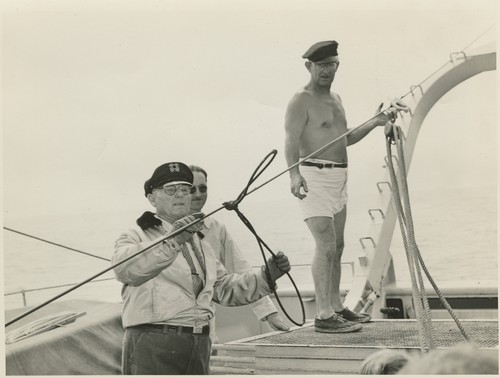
[284,93,309,199]
[346,118,380,146]
[347,101,408,146]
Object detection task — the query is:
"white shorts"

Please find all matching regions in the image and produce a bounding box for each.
[298,158,348,221]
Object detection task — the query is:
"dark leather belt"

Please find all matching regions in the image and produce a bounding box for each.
[132,323,210,335]
[301,161,348,169]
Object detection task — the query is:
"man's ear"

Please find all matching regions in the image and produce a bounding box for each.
[305,61,312,72]
[147,193,157,207]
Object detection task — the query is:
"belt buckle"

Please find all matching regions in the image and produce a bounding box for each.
[193,325,203,334]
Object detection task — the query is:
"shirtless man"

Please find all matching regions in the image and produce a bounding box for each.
[284,40,406,333]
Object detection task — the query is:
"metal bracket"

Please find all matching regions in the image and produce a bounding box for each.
[359,237,376,249]
[450,51,467,62]
[409,84,424,96]
[368,208,385,220]
[376,181,392,193]
[383,155,398,168]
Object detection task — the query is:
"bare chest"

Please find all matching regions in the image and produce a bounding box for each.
[306,97,347,131]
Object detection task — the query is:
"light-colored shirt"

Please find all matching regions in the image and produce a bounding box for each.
[112,218,272,329]
[202,217,278,320]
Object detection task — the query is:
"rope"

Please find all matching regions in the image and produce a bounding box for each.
[385,134,433,351]
[3,227,110,262]
[393,125,470,341]
[385,124,471,350]
[5,218,208,327]
[223,150,306,326]
[4,278,115,297]
[399,23,494,101]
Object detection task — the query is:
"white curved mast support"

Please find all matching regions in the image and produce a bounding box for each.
[343,51,496,313]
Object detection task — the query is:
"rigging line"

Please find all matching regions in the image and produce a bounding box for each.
[5,219,207,327]
[399,23,495,101]
[5,278,115,297]
[3,227,110,262]
[460,23,496,52]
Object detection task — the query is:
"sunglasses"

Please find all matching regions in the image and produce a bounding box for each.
[192,185,208,194]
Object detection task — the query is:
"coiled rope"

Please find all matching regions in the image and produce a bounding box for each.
[222,150,305,326]
[385,124,471,351]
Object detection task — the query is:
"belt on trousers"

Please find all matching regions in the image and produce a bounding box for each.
[131,323,210,335]
[301,161,348,169]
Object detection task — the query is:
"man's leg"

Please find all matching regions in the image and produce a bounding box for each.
[306,214,363,333]
[330,206,372,323]
[305,216,336,319]
[330,206,347,312]
[122,327,211,375]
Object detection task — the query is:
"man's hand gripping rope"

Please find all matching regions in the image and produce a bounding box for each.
[377,98,410,142]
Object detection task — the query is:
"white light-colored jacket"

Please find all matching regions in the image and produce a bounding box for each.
[112,219,272,329]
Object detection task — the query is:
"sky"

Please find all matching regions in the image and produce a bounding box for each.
[1,0,497,224]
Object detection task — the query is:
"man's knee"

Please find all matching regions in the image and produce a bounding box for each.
[306,217,335,237]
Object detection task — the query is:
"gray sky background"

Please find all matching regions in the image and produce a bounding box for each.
[2,0,497,222]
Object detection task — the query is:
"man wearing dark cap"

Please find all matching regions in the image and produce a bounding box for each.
[112,162,291,375]
[284,41,407,333]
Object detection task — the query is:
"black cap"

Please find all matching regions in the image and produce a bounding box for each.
[302,40,339,62]
[144,162,193,196]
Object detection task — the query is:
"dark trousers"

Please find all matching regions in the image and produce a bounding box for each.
[122,326,211,375]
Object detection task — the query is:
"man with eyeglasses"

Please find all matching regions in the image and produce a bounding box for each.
[188,165,289,344]
[284,40,408,333]
[112,162,291,375]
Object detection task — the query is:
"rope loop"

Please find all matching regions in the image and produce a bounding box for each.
[222,149,306,326]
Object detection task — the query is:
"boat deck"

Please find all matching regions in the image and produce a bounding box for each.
[210,319,498,375]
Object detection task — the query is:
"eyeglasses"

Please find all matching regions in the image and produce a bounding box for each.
[156,184,196,196]
[192,185,208,194]
[314,61,340,70]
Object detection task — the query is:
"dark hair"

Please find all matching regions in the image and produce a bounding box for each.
[189,165,208,180]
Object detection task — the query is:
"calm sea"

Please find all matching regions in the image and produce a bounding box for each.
[3,185,497,310]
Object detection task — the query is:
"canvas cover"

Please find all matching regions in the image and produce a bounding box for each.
[5,299,123,375]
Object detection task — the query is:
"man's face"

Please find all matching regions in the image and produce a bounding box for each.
[307,56,340,87]
[148,183,192,220]
[190,171,208,213]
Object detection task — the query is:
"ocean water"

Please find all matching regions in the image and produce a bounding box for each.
[3,185,497,310]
